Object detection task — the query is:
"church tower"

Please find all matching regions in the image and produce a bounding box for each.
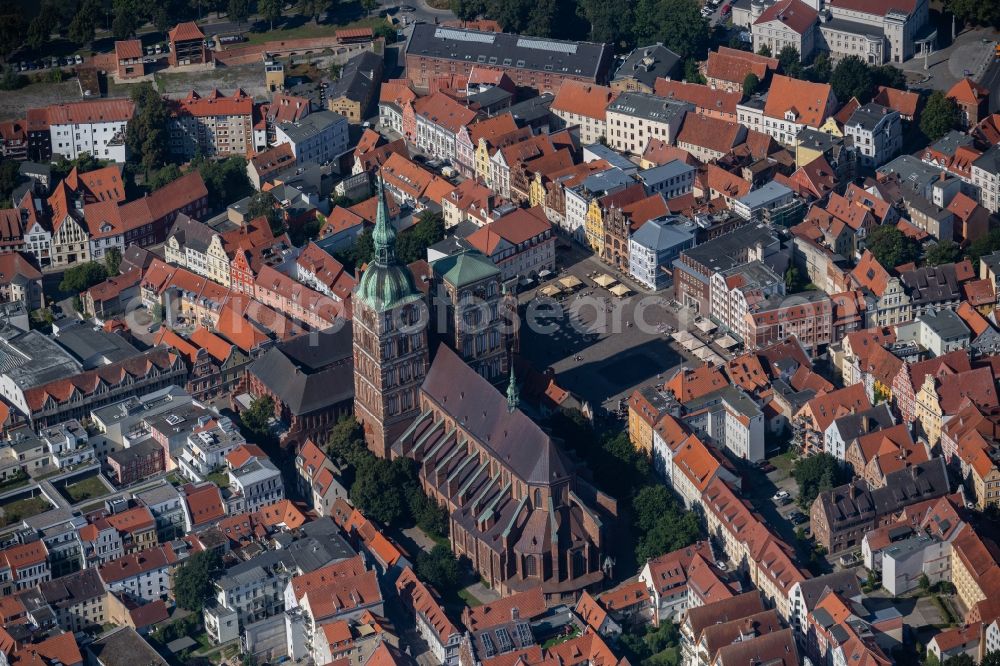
[352,177,429,458]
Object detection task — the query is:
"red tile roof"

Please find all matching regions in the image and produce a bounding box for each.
[873,86,919,118]
[183,482,226,527]
[169,21,205,42]
[705,47,779,85]
[763,74,834,128]
[98,544,177,583]
[551,80,617,120]
[290,555,381,620]
[0,541,48,576]
[396,567,458,644]
[44,99,135,125]
[413,92,477,133]
[655,79,740,116]
[677,113,746,154]
[754,0,817,33]
[463,587,547,632]
[171,89,252,119]
[115,39,143,60]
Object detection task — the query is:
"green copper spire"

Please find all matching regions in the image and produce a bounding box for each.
[371,175,396,265]
[506,365,519,413]
[355,175,421,312]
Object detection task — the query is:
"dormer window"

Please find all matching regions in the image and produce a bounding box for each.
[784,109,798,122]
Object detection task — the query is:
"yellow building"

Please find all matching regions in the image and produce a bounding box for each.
[914,375,945,447]
[966,448,1000,510]
[627,387,668,453]
[951,539,987,614]
[585,198,605,256]
[819,116,844,136]
[528,173,546,208]
[51,216,91,266]
[475,138,493,184]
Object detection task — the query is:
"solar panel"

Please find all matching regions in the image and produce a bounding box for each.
[515,38,578,54]
[435,27,496,44]
[495,628,513,653]
[480,633,496,657]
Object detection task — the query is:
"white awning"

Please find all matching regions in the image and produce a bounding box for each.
[716,334,740,348]
[594,274,618,288]
[696,319,717,333]
[559,275,583,291]
[538,284,562,298]
[609,284,632,298]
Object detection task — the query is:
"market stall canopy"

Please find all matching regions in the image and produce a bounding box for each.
[609,284,632,298]
[594,274,618,288]
[559,275,584,291]
[696,319,717,333]
[716,334,740,348]
[539,284,563,298]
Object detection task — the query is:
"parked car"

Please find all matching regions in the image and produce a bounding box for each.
[75,54,83,64]
[775,496,792,507]
[721,3,731,14]
[701,6,713,16]
[772,490,790,501]
[154,44,162,54]
[789,511,808,525]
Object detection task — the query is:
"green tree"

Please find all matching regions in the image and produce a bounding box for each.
[943,656,976,666]
[147,164,182,190]
[60,261,108,294]
[793,452,845,507]
[925,240,961,266]
[68,0,100,45]
[809,52,831,83]
[757,43,772,57]
[173,549,223,612]
[241,395,275,438]
[153,7,172,32]
[631,485,702,562]
[27,3,59,50]
[784,265,806,292]
[777,45,803,78]
[416,544,461,591]
[104,247,123,276]
[920,90,960,141]
[918,572,930,593]
[112,0,141,40]
[634,0,709,59]
[684,58,706,84]
[524,0,557,37]
[326,415,367,467]
[228,0,249,24]
[0,66,26,92]
[981,651,1000,666]
[830,55,874,104]
[247,190,283,234]
[872,64,906,90]
[0,159,22,203]
[450,0,486,20]
[866,224,920,269]
[0,1,26,58]
[577,0,632,46]
[259,0,282,28]
[943,0,1000,29]
[351,456,407,525]
[126,83,169,173]
[298,0,326,23]
[195,156,253,212]
[360,0,377,14]
[743,72,760,97]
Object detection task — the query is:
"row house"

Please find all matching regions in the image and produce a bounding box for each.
[395,567,461,665]
[175,415,246,481]
[10,349,187,431]
[675,113,747,163]
[293,241,356,303]
[164,213,232,286]
[167,89,254,159]
[28,98,135,162]
[602,192,671,273]
[295,438,348,517]
[654,80,740,122]
[703,47,779,94]
[744,290,833,351]
[453,113,518,181]
[413,92,477,164]
[465,207,556,282]
[0,119,28,160]
[379,152,455,210]
[254,265,347,330]
[0,540,51,595]
[637,540,727,624]
[489,132,566,202]
[550,80,618,146]
[737,75,836,147]
[225,443,284,514]
[97,543,179,603]
[535,159,613,231]
[377,80,417,138]
[605,92,690,156]
[442,178,495,228]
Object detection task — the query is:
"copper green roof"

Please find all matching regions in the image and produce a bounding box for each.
[430,250,499,288]
[355,177,422,312]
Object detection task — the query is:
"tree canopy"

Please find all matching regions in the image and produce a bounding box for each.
[631,485,702,562]
[944,0,1000,28]
[104,248,123,276]
[924,240,961,266]
[830,56,874,104]
[0,160,22,204]
[866,224,921,269]
[240,395,275,440]
[920,91,960,141]
[60,262,109,294]
[793,453,846,507]
[126,83,170,173]
[743,73,760,97]
[194,156,254,212]
[416,544,462,591]
[173,549,223,612]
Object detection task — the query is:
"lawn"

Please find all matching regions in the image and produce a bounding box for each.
[456,588,483,608]
[0,495,52,527]
[59,476,109,504]
[769,451,797,474]
[244,17,387,45]
[205,470,230,489]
